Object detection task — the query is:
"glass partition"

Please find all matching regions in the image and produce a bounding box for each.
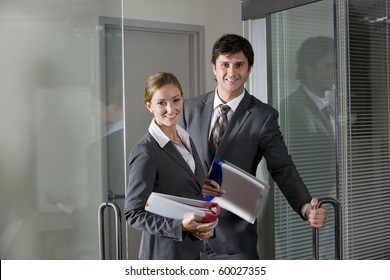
[338,0,390,260]
[0,0,123,259]
[270,0,337,259]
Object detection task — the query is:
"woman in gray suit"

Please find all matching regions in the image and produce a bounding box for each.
[124,72,218,260]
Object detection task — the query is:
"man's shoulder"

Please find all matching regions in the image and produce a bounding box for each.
[279,87,309,108]
[186,91,213,102]
[183,91,213,110]
[245,93,278,115]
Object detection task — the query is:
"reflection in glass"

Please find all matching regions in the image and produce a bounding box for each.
[271,0,337,259]
[0,0,123,259]
[280,36,336,198]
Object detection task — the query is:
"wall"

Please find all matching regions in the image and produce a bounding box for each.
[123,0,243,91]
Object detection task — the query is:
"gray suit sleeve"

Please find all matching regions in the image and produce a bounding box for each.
[259,110,312,219]
[124,145,184,241]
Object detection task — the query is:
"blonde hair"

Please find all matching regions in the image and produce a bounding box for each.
[144,72,184,104]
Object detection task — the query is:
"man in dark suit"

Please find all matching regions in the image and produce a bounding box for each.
[181,34,328,259]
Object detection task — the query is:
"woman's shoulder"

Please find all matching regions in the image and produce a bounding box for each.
[129,133,158,157]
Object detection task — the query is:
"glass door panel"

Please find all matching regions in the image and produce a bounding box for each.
[0,0,123,259]
[270,0,337,259]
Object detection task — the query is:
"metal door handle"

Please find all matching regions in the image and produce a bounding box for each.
[313,197,343,260]
[98,201,122,260]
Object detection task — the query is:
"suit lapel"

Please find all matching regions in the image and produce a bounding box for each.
[162,141,203,189]
[198,93,214,169]
[190,139,207,188]
[300,90,334,136]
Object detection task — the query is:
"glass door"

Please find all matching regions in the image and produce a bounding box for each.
[270,0,337,259]
[0,0,123,259]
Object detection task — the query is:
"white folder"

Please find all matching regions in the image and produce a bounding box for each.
[145,192,220,222]
[207,158,270,224]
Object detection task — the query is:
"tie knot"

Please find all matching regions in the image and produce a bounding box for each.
[220,105,230,115]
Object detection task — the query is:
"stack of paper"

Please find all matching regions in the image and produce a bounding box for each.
[145,192,220,222]
[207,157,270,224]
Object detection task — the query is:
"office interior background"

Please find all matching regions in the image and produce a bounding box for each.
[1,0,389,260]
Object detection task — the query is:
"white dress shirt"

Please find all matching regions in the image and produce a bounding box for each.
[148,119,195,173]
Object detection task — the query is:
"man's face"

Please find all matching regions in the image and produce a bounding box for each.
[212,51,251,98]
[308,52,335,94]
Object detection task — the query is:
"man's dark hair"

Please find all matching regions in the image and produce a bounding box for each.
[211,34,254,67]
[296,36,334,83]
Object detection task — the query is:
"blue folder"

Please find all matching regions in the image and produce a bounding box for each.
[205,157,224,201]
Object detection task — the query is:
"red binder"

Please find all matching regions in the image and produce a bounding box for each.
[145,192,220,223]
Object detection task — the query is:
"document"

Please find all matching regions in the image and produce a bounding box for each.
[145,192,220,222]
[206,157,270,224]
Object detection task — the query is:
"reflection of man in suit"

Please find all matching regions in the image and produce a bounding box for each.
[280,36,336,199]
[181,34,328,260]
[279,37,336,260]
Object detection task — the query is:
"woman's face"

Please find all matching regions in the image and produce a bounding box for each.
[145,83,183,130]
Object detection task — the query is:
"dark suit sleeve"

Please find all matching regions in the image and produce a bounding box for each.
[259,109,312,219]
[124,144,185,241]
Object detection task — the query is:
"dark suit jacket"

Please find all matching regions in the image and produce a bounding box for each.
[124,132,206,260]
[181,90,312,258]
[281,86,334,137]
[280,86,336,198]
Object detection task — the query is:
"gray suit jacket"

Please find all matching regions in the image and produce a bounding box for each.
[124,132,206,260]
[181,90,312,258]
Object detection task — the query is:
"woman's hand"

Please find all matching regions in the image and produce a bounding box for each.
[182,214,218,240]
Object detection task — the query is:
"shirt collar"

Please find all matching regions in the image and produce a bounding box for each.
[212,88,245,112]
[302,85,327,110]
[148,119,191,148]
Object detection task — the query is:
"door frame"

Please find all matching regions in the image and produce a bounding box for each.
[122,18,205,98]
[99,16,205,259]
